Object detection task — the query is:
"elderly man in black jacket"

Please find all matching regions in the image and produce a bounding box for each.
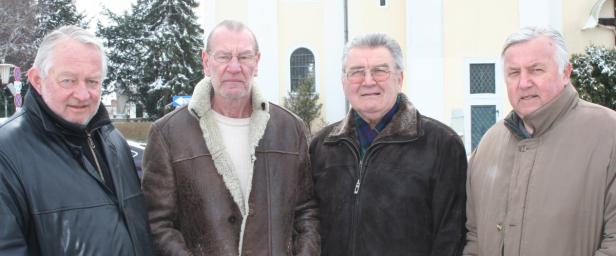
[0,26,153,255]
[310,33,467,256]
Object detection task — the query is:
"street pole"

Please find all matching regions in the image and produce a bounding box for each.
[4,97,7,118]
[344,0,350,113]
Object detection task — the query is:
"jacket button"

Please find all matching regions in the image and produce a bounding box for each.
[228,216,236,224]
[497,224,503,231]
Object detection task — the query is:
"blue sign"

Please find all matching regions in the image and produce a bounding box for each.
[172,96,192,107]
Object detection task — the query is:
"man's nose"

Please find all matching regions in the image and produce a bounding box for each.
[226,57,242,73]
[72,81,91,100]
[518,71,533,89]
[362,71,376,85]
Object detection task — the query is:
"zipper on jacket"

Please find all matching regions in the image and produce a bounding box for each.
[338,138,361,256]
[340,136,418,256]
[86,130,105,182]
[354,160,363,194]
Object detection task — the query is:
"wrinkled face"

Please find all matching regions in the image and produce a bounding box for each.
[28,39,103,125]
[342,47,402,124]
[202,27,260,101]
[503,36,571,119]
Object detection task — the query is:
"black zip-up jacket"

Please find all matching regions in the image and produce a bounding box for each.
[0,91,153,255]
[310,93,467,256]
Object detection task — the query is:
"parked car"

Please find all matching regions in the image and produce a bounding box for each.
[126,140,146,180]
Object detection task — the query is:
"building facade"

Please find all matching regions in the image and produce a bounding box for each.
[198,0,614,153]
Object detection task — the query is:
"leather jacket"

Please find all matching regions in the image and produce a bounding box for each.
[310,93,467,256]
[0,91,153,255]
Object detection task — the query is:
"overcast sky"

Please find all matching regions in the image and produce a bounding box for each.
[75,0,205,31]
[75,0,135,30]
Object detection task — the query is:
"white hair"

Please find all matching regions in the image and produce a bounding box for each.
[342,33,404,72]
[32,25,107,78]
[502,26,569,75]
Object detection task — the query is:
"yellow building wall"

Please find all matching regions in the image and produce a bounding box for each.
[442,0,519,122]
[204,0,614,128]
[348,0,407,89]
[564,0,614,55]
[441,0,614,125]
[277,1,326,104]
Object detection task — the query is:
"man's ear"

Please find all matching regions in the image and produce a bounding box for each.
[253,52,261,77]
[27,68,43,94]
[396,70,404,91]
[562,63,573,85]
[202,50,211,76]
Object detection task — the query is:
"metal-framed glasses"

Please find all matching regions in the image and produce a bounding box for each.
[345,67,391,83]
[211,51,257,65]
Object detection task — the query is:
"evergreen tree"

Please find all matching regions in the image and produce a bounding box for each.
[571,45,616,110]
[97,2,148,113]
[283,77,323,133]
[35,0,88,33]
[141,0,204,118]
[98,0,203,119]
[34,0,89,46]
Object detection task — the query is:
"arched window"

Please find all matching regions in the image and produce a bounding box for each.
[290,48,315,92]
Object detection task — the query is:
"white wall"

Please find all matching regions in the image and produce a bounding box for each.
[323,0,347,123]
[247,0,280,103]
[406,0,445,122]
[519,0,562,29]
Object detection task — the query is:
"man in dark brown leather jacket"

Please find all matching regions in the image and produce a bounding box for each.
[310,33,467,256]
[141,20,320,256]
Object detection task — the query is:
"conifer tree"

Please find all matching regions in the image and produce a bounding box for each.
[97,2,148,113]
[141,0,204,118]
[283,77,323,133]
[34,0,88,46]
[99,0,203,119]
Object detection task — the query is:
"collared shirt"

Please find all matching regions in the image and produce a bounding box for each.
[354,96,400,159]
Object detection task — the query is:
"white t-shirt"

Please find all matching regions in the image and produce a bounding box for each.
[212,111,252,198]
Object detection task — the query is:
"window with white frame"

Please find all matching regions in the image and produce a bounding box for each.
[464,61,501,153]
[290,48,315,92]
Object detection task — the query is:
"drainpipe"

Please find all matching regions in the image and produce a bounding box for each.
[344,0,349,112]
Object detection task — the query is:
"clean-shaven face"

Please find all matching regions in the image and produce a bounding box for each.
[342,46,402,125]
[29,38,103,125]
[503,36,571,118]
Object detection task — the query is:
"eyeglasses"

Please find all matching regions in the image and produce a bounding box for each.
[344,67,391,83]
[210,51,257,65]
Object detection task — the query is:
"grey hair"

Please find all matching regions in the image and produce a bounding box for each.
[205,20,259,53]
[501,26,569,75]
[341,33,404,72]
[33,25,107,78]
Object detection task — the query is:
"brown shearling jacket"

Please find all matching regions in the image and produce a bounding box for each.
[142,78,320,256]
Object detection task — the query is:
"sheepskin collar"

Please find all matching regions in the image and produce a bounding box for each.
[187,77,270,216]
[189,78,270,117]
[188,78,271,255]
